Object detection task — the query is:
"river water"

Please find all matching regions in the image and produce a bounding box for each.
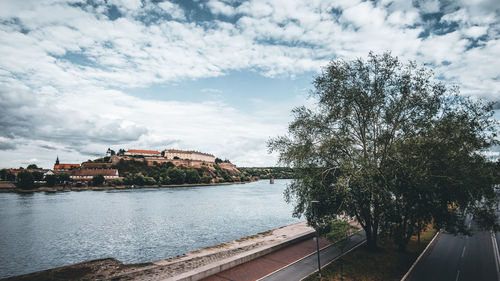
[0,179,301,278]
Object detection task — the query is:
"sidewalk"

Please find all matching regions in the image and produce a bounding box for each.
[201,236,331,281]
[202,231,366,281]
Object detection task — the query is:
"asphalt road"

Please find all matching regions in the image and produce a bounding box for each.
[260,231,366,281]
[406,214,500,281]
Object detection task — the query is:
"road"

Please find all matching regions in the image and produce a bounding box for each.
[405,214,500,281]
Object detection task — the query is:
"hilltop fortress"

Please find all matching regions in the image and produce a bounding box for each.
[111,149,236,171]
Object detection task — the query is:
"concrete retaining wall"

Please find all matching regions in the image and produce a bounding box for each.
[166,230,316,281]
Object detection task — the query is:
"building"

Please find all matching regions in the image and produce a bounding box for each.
[81,162,113,169]
[69,169,120,182]
[53,157,80,171]
[54,164,80,171]
[124,149,161,157]
[162,149,215,162]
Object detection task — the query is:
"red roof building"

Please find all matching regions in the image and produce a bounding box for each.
[70,169,120,181]
[124,149,161,157]
[54,164,80,170]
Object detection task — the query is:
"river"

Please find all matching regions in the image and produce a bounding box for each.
[0,179,300,278]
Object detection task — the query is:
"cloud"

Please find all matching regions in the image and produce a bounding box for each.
[157,1,186,20]
[0,86,148,147]
[0,0,499,168]
[0,137,17,150]
[207,0,236,16]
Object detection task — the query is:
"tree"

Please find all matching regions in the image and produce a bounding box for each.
[107,148,116,156]
[0,169,7,181]
[31,171,44,181]
[326,221,359,280]
[92,175,105,186]
[17,170,34,189]
[185,169,201,184]
[167,168,185,184]
[26,164,38,169]
[201,175,212,184]
[45,175,57,187]
[215,158,223,164]
[269,52,498,250]
[57,173,71,184]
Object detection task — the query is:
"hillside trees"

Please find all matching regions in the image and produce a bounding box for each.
[268,52,499,250]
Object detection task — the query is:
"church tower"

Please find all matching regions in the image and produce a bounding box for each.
[55,156,59,165]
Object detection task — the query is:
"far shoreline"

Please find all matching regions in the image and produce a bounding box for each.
[0,179,288,194]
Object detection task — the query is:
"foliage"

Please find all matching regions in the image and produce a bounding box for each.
[239,167,294,179]
[304,226,438,281]
[92,175,105,186]
[0,169,7,181]
[269,52,499,250]
[26,164,38,169]
[168,168,185,184]
[45,175,57,187]
[32,171,44,181]
[326,220,359,247]
[107,148,116,156]
[201,175,212,184]
[57,173,71,184]
[17,170,34,189]
[185,169,201,184]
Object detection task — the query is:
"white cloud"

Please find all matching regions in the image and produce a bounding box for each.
[463,25,489,38]
[158,1,186,20]
[0,0,499,167]
[207,0,236,16]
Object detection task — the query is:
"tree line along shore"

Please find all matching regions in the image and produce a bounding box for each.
[0,158,294,192]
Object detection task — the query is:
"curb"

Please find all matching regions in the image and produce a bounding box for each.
[400,230,442,281]
[163,230,316,281]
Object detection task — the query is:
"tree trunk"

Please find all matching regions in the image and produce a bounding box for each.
[365,230,378,250]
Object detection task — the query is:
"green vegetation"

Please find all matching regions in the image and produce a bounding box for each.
[92,175,105,186]
[269,52,499,251]
[239,167,294,179]
[26,164,39,169]
[45,174,57,187]
[110,159,242,186]
[305,227,438,281]
[17,170,35,190]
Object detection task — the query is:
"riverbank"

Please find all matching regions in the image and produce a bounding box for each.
[0,180,252,193]
[3,221,313,281]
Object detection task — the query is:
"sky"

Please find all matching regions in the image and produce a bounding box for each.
[0,0,499,168]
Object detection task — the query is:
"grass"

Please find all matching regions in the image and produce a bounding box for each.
[304,226,438,281]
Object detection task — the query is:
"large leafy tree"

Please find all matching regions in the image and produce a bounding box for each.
[269,52,498,250]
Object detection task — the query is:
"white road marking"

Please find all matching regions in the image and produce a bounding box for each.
[461,246,466,258]
[490,231,500,281]
[455,270,460,281]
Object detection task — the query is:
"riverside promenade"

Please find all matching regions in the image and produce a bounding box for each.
[201,229,366,281]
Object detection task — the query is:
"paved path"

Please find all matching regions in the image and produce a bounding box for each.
[202,231,366,281]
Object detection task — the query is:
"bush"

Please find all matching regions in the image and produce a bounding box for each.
[167,168,185,184]
[201,175,212,184]
[45,175,57,186]
[185,169,201,184]
[17,170,34,189]
[92,175,105,186]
